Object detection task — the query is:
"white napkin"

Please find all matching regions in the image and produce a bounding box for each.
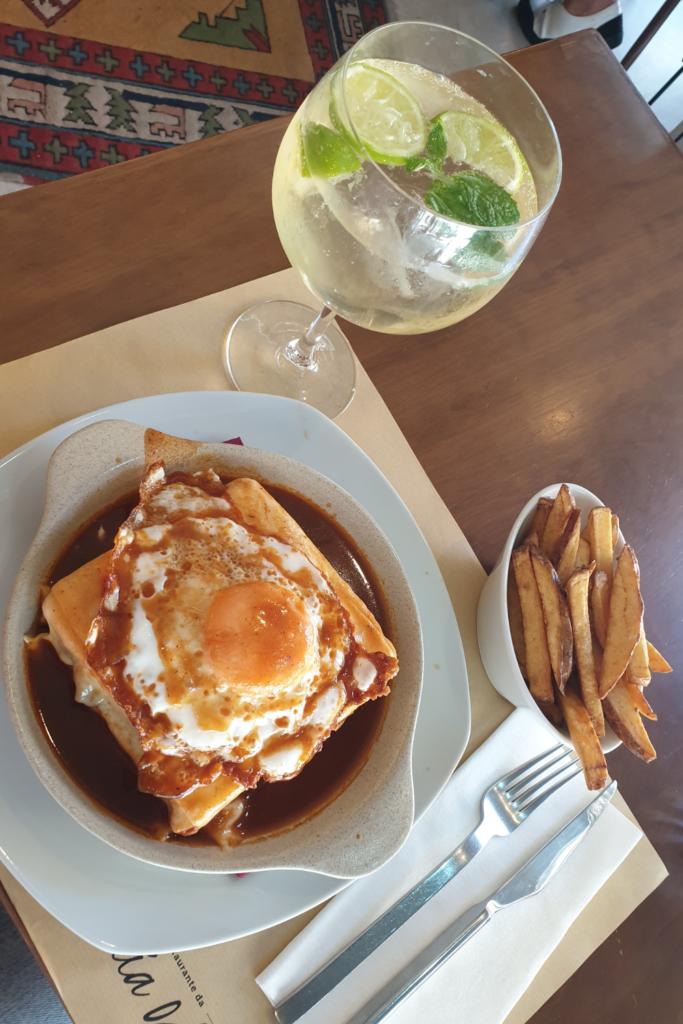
[258,708,642,1024]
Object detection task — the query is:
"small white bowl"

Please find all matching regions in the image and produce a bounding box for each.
[477,483,622,754]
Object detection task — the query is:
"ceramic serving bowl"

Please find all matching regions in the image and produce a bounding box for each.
[3,420,423,877]
[477,483,622,754]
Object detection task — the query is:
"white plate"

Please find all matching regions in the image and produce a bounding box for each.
[0,392,470,953]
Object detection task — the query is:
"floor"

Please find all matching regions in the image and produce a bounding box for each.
[1,2,681,1022]
[0,903,70,1023]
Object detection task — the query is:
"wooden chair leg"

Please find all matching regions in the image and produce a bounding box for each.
[621,0,681,69]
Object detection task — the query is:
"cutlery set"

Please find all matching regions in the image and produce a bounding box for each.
[274,745,615,1024]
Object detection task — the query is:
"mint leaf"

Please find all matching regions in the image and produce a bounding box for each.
[425,170,519,226]
[425,119,447,167]
[468,231,505,259]
[405,119,448,176]
[451,231,507,276]
[405,154,428,173]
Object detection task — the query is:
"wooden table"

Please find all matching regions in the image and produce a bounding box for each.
[1,28,682,1024]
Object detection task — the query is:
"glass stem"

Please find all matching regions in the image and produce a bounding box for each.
[284,306,336,370]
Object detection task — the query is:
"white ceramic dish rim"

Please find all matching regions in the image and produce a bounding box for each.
[498,482,623,753]
[0,391,470,953]
[4,421,423,877]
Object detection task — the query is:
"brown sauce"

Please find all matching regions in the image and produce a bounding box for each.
[29,639,172,840]
[27,482,390,844]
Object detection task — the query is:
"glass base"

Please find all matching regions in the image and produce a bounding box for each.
[223,300,356,419]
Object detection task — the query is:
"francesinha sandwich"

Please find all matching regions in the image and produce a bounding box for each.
[41,450,398,845]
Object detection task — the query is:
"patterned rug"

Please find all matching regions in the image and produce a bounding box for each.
[0,0,387,186]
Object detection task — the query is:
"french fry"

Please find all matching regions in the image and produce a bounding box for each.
[646,639,672,674]
[626,681,657,720]
[603,677,656,762]
[627,625,651,685]
[530,548,573,691]
[556,509,581,585]
[598,545,643,699]
[541,484,574,564]
[576,537,591,569]
[558,687,609,790]
[590,570,610,648]
[509,484,667,790]
[512,547,553,704]
[566,565,604,735]
[507,571,526,678]
[527,498,553,544]
[587,506,614,576]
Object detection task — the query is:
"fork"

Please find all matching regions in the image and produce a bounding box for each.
[274,742,581,1024]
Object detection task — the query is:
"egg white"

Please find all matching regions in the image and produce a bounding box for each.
[119,481,350,776]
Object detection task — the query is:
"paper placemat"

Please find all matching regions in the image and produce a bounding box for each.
[0,269,667,1024]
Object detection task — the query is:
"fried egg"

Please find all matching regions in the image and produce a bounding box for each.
[85,464,395,804]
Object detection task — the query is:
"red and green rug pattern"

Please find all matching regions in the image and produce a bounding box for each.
[0,0,388,185]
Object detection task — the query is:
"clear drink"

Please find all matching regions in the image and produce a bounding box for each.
[273,59,539,335]
[225,23,561,415]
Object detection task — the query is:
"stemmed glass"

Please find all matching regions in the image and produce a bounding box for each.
[223,21,562,417]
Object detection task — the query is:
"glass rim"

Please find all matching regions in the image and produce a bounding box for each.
[337,20,563,234]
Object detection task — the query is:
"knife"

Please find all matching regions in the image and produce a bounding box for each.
[275,780,617,1024]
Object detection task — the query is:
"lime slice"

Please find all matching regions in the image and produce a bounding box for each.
[302,122,360,178]
[331,62,427,165]
[437,110,526,192]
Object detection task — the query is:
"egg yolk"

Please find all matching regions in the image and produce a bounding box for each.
[204,581,309,687]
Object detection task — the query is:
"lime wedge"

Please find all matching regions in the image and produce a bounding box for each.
[302,122,360,178]
[437,110,526,192]
[331,62,426,165]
